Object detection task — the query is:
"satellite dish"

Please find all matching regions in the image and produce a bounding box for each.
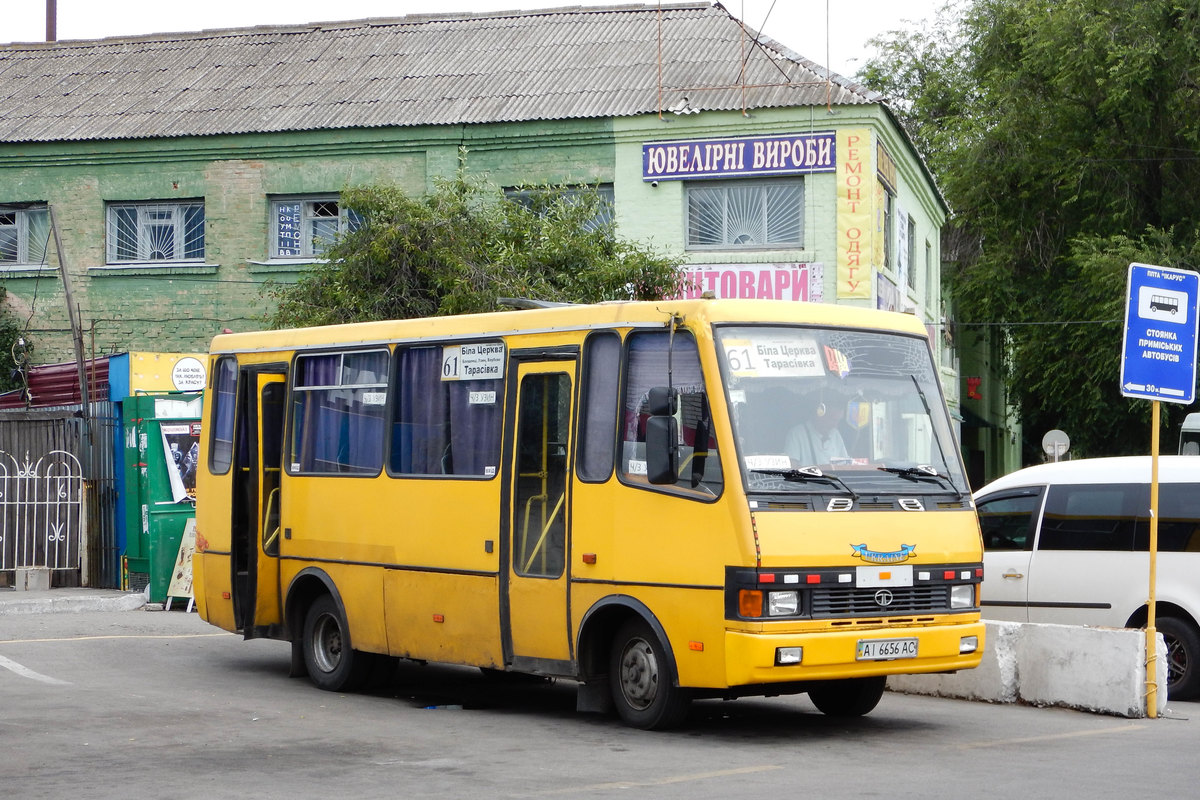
[1042,429,1070,462]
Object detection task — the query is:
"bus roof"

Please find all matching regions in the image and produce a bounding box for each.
[210,300,930,355]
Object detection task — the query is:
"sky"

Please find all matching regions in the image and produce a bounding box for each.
[2,0,941,79]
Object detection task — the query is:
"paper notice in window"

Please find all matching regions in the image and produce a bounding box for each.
[442,342,505,381]
[723,335,824,377]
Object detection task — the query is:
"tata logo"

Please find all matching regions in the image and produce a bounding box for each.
[850,543,917,564]
[874,589,894,607]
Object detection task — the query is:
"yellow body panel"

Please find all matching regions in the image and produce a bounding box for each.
[382,571,503,666]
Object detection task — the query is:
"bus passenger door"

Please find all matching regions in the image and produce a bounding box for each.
[231,367,287,638]
[501,357,576,672]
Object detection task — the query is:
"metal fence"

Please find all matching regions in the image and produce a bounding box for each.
[0,405,119,587]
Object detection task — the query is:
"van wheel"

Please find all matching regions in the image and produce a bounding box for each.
[1159,617,1200,700]
[808,676,886,717]
[609,619,690,730]
[303,595,371,692]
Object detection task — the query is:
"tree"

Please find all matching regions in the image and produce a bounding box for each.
[0,286,31,395]
[860,0,1200,458]
[268,168,684,329]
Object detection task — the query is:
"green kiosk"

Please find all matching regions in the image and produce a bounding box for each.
[119,353,207,603]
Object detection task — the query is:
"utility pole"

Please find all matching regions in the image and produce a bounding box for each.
[46,204,91,430]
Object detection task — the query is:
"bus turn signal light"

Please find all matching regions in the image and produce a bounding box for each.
[739,589,763,618]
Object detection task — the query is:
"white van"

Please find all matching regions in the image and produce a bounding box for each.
[975,456,1200,699]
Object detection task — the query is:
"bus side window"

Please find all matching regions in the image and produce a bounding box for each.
[620,330,722,498]
[209,356,237,474]
[290,350,389,475]
[577,332,620,482]
[977,490,1043,551]
[390,345,503,477]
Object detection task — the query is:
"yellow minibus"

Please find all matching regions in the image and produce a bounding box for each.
[193,299,984,729]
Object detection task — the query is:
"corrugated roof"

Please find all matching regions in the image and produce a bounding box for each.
[0,2,879,143]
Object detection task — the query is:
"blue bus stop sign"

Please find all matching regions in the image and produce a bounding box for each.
[1121,263,1199,404]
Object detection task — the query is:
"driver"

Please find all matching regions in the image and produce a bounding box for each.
[785,395,848,465]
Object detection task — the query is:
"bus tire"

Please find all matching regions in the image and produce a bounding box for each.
[609,618,690,730]
[1159,616,1200,700]
[808,676,886,717]
[302,594,370,692]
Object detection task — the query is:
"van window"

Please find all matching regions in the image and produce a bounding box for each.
[1038,483,1147,551]
[1140,484,1200,552]
[978,490,1043,550]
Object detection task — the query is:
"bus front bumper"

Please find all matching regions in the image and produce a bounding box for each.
[723,620,986,687]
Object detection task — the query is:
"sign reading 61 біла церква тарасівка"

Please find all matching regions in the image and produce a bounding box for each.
[1121,262,1199,404]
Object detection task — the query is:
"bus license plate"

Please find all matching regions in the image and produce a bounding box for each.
[856,638,918,661]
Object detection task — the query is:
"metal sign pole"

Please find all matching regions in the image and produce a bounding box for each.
[1147,400,1160,719]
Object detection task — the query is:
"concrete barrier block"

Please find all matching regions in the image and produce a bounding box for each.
[888,621,1019,702]
[888,621,1166,718]
[1015,623,1166,718]
[15,567,51,591]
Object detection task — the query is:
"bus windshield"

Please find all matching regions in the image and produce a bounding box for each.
[716,325,969,497]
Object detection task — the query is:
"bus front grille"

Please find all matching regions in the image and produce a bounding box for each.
[810,585,950,617]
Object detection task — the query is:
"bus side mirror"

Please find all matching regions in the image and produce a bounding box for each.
[645,387,678,484]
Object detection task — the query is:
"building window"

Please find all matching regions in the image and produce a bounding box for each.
[106,201,205,264]
[686,179,803,250]
[880,182,894,269]
[504,185,615,233]
[0,205,49,267]
[906,215,917,291]
[271,197,363,259]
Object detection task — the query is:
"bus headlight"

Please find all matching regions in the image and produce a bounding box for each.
[950,584,975,609]
[776,646,803,665]
[768,591,799,616]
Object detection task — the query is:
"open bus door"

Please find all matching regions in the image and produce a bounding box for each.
[231,366,287,637]
[502,354,577,674]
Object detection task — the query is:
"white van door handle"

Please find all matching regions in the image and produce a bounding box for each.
[1002,569,1024,580]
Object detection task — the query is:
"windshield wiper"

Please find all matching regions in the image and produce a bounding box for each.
[751,466,859,500]
[877,465,961,496]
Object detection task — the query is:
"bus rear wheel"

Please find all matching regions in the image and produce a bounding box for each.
[808,676,886,717]
[302,594,370,692]
[609,618,690,730]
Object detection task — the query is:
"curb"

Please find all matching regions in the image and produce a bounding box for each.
[0,592,147,616]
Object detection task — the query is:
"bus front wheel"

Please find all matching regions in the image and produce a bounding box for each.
[609,618,690,730]
[302,594,370,692]
[807,676,886,717]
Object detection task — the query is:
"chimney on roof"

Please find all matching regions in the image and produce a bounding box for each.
[46,0,57,42]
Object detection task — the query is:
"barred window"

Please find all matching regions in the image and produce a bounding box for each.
[271,197,363,258]
[106,201,205,264]
[0,205,49,267]
[686,179,803,249]
[504,185,615,233]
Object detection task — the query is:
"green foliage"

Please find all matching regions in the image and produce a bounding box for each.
[268,167,683,329]
[861,0,1200,457]
[0,285,30,394]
